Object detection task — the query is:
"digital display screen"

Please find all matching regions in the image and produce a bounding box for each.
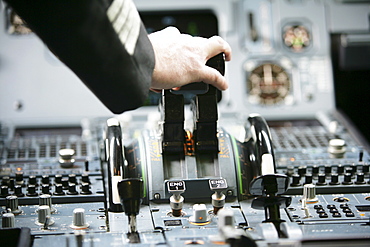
[139,10,221,105]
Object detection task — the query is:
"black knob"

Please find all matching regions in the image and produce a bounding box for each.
[1,185,10,198]
[304,174,313,184]
[80,183,92,195]
[342,173,353,185]
[68,174,77,184]
[324,165,332,175]
[316,174,327,186]
[117,178,143,216]
[14,185,24,197]
[312,165,320,175]
[81,174,90,184]
[53,184,65,196]
[41,184,50,194]
[67,183,78,195]
[329,174,340,185]
[337,164,345,174]
[26,184,38,196]
[355,173,366,184]
[54,174,63,184]
[61,178,69,189]
[15,172,24,183]
[290,174,301,187]
[28,175,38,186]
[41,175,50,185]
[8,179,15,190]
[350,164,357,173]
[1,176,10,186]
[345,167,355,176]
[362,164,369,174]
[298,166,307,176]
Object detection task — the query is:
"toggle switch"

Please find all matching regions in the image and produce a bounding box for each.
[167,180,186,217]
[209,178,228,215]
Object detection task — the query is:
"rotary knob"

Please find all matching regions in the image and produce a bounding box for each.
[1,185,10,198]
[2,212,15,228]
[6,195,22,215]
[39,194,56,214]
[35,205,54,226]
[302,184,318,203]
[59,149,75,168]
[70,208,89,229]
[328,139,346,158]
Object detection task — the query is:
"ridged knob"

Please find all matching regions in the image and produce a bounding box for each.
[39,194,56,213]
[6,195,22,215]
[70,208,89,229]
[36,205,54,226]
[302,184,318,203]
[2,212,15,228]
[59,148,75,168]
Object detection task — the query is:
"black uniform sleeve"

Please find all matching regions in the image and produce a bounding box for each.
[4,0,155,114]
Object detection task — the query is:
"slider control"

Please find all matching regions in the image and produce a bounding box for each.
[117,178,143,234]
[167,180,186,217]
[209,178,228,215]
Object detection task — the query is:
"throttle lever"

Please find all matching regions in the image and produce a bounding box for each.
[104,118,125,212]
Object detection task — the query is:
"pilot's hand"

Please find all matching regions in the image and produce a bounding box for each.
[148,26,232,92]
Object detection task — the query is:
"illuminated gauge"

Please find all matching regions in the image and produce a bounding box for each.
[247,63,291,105]
[283,25,310,52]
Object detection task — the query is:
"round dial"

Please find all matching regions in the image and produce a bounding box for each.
[283,25,310,52]
[247,63,291,105]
